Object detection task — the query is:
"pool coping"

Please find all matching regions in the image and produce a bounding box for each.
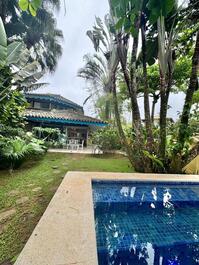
[14,172,199,265]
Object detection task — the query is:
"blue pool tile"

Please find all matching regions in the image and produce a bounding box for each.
[92,181,199,265]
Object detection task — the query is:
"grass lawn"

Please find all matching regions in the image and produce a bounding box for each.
[0,152,133,264]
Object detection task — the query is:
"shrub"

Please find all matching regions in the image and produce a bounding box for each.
[91,126,121,152]
[32,127,61,141]
[0,136,46,169]
[32,127,67,148]
[0,125,25,138]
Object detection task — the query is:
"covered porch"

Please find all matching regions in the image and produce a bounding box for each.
[25,109,107,148]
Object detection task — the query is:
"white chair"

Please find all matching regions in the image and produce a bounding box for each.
[79,140,84,150]
[67,139,79,150]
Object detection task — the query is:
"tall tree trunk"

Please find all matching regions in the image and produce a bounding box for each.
[151,93,159,124]
[151,99,156,124]
[130,35,142,130]
[159,62,173,160]
[177,31,199,152]
[111,70,135,168]
[141,20,154,149]
[159,73,167,160]
[104,98,110,120]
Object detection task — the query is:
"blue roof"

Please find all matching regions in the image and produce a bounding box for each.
[25,93,84,112]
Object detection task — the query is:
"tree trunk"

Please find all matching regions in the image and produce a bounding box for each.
[159,73,167,160]
[159,62,173,160]
[130,35,142,130]
[141,21,154,149]
[177,31,199,152]
[104,98,110,120]
[151,99,156,124]
[111,71,135,168]
[151,93,159,124]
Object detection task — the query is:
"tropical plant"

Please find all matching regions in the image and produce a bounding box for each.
[86,0,199,173]
[1,0,63,72]
[0,17,47,103]
[0,90,27,128]
[78,16,119,120]
[91,126,121,152]
[78,53,111,119]
[32,127,61,141]
[19,0,42,16]
[0,136,46,169]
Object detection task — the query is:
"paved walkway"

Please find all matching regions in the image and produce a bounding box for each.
[48,148,103,154]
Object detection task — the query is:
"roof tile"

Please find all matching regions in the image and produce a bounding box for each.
[25,109,107,125]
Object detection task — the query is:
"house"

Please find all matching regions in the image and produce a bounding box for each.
[24,93,107,146]
[142,115,174,127]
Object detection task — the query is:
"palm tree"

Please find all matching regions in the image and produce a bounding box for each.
[0,0,63,72]
[78,16,118,120]
[78,53,113,120]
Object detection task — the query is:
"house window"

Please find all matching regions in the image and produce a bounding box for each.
[40,102,50,109]
[34,101,49,109]
[34,102,41,109]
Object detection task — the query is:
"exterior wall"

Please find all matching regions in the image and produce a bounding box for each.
[26,95,84,113]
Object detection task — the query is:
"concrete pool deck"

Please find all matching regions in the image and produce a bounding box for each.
[15,172,199,265]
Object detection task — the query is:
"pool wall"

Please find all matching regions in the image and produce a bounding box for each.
[14,172,199,265]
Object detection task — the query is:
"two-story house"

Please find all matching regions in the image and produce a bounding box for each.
[24,93,107,146]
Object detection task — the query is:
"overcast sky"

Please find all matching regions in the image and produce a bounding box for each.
[39,0,109,116]
[39,0,184,121]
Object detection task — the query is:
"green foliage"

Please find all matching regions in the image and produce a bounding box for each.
[91,126,121,152]
[193,90,199,104]
[172,56,192,92]
[0,18,7,67]
[110,0,142,36]
[147,0,176,23]
[0,92,24,126]
[0,136,46,169]
[0,18,24,70]
[32,127,61,141]
[32,127,67,148]
[0,91,27,128]
[143,150,164,171]
[1,0,63,73]
[0,125,25,138]
[19,0,42,16]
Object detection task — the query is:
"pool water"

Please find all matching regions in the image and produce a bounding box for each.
[92,181,199,265]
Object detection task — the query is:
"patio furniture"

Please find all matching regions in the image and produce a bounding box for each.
[78,140,84,150]
[66,139,79,150]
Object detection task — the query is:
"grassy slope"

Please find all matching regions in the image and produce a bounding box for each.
[0,153,133,264]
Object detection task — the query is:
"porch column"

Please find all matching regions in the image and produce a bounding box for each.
[86,128,89,147]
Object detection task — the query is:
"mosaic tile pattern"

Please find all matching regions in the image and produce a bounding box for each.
[95,206,199,250]
[92,181,199,265]
[93,181,199,205]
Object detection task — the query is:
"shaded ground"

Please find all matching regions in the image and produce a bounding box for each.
[0,153,133,264]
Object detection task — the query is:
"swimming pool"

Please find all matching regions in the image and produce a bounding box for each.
[92,180,199,265]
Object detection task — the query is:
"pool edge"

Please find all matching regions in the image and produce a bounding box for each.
[14,172,199,265]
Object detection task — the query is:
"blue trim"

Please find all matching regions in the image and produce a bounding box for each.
[26,116,107,127]
[26,95,83,112]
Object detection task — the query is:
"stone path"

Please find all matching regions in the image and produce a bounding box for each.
[0,209,16,222]
[26,183,34,187]
[53,170,61,174]
[48,148,97,154]
[16,197,29,205]
[8,190,19,196]
[46,179,53,183]
[32,187,42,192]
[52,166,58,169]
